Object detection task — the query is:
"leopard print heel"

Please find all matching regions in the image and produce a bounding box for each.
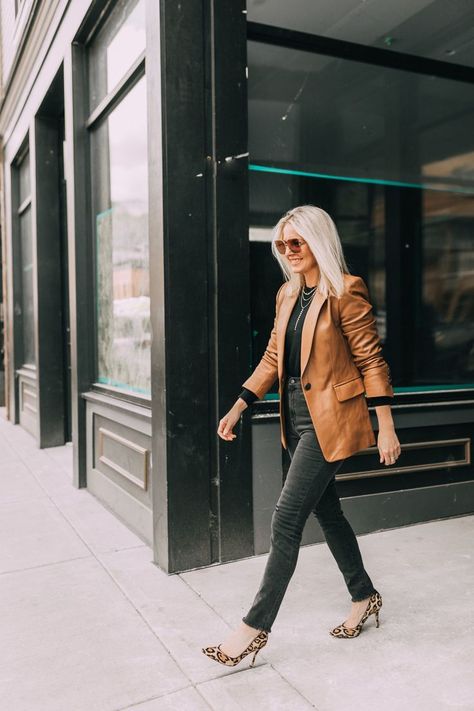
[202,630,269,667]
[330,591,382,639]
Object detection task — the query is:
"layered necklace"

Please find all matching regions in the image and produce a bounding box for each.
[294,283,317,331]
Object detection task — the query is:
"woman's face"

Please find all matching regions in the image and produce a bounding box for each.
[281,223,318,277]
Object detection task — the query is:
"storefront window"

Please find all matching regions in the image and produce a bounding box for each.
[89,0,146,111]
[17,150,35,366]
[247,1,474,70]
[416,192,474,385]
[249,176,386,394]
[89,0,150,397]
[248,37,474,391]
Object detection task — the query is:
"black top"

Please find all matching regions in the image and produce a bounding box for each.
[283,283,315,376]
[238,285,393,408]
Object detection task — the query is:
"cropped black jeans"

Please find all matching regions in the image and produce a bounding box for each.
[242,376,377,633]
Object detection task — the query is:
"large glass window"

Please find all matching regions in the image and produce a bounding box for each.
[16,150,35,366]
[248,41,474,193]
[88,0,146,111]
[416,192,474,385]
[247,1,474,69]
[88,0,150,397]
[248,37,474,393]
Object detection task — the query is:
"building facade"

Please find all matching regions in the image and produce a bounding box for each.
[1,0,473,573]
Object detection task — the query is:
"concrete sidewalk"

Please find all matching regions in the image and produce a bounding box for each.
[1,410,473,711]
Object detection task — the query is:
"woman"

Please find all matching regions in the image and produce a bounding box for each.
[202,205,401,668]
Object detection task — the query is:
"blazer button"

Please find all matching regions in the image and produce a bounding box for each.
[304,383,311,390]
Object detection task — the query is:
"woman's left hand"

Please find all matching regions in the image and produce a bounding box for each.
[377,427,401,466]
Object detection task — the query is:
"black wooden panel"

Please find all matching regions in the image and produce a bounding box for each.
[152,0,213,572]
[64,45,95,487]
[251,417,474,554]
[34,104,67,447]
[151,0,254,572]
[213,0,254,562]
[93,412,151,505]
[18,372,38,437]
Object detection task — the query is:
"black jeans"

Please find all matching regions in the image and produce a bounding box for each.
[242,376,377,633]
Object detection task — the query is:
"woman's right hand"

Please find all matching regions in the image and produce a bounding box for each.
[217,400,247,441]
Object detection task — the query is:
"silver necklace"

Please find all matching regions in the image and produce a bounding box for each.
[294,284,317,331]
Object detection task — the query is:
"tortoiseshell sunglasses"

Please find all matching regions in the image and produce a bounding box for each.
[274,238,306,255]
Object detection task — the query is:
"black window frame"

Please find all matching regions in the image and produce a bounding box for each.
[84,0,149,408]
[11,139,36,372]
[246,21,474,404]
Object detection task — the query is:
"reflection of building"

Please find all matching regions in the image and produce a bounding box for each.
[113,267,148,299]
[0,0,473,574]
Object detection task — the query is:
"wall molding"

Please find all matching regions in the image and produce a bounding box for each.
[0,0,68,138]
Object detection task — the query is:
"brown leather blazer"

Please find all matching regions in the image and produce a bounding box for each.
[241,273,394,462]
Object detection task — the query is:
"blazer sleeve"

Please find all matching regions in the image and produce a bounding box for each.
[240,283,286,400]
[237,387,259,406]
[337,276,394,399]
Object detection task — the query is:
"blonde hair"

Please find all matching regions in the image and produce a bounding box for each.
[271,205,350,298]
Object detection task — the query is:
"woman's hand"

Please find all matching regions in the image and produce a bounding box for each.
[373,404,400,465]
[217,399,247,441]
[377,426,401,466]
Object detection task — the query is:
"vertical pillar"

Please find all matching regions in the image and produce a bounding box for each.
[150,0,212,572]
[150,0,252,572]
[64,46,95,487]
[34,88,68,447]
[212,0,254,562]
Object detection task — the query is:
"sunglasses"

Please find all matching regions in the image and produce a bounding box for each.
[274,238,306,255]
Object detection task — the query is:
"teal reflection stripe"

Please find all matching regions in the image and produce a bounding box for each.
[249,163,474,195]
[393,383,474,392]
[96,207,114,222]
[97,376,150,396]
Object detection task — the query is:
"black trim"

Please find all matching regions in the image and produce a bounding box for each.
[212,0,254,565]
[9,137,32,422]
[152,0,213,572]
[86,52,145,129]
[33,70,69,447]
[17,196,31,215]
[64,43,96,486]
[91,382,151,408]
[75,0,124,45]
[83,389,151,420]
[247,21,474,84]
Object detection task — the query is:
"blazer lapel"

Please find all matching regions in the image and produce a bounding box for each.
[276,287,327,379]
[276,289,299,380]
[300,289,327,376]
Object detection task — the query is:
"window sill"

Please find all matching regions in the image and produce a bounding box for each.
[82,389,151,420]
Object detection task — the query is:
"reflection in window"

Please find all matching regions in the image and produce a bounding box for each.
[416,192,474,384]
[89,0,145,110]
[19,150,30,201]
[247,41,474,192]
[20,208,34,365]
[248,37,474,391]
[249,176,386,395]
[106,0,145,92]
[247,2,474,71]
[17,150,35,366]
[91,78,150,395]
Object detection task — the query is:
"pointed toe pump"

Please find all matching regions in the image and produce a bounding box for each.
[330,591,382,639]
[201,630,269,668]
